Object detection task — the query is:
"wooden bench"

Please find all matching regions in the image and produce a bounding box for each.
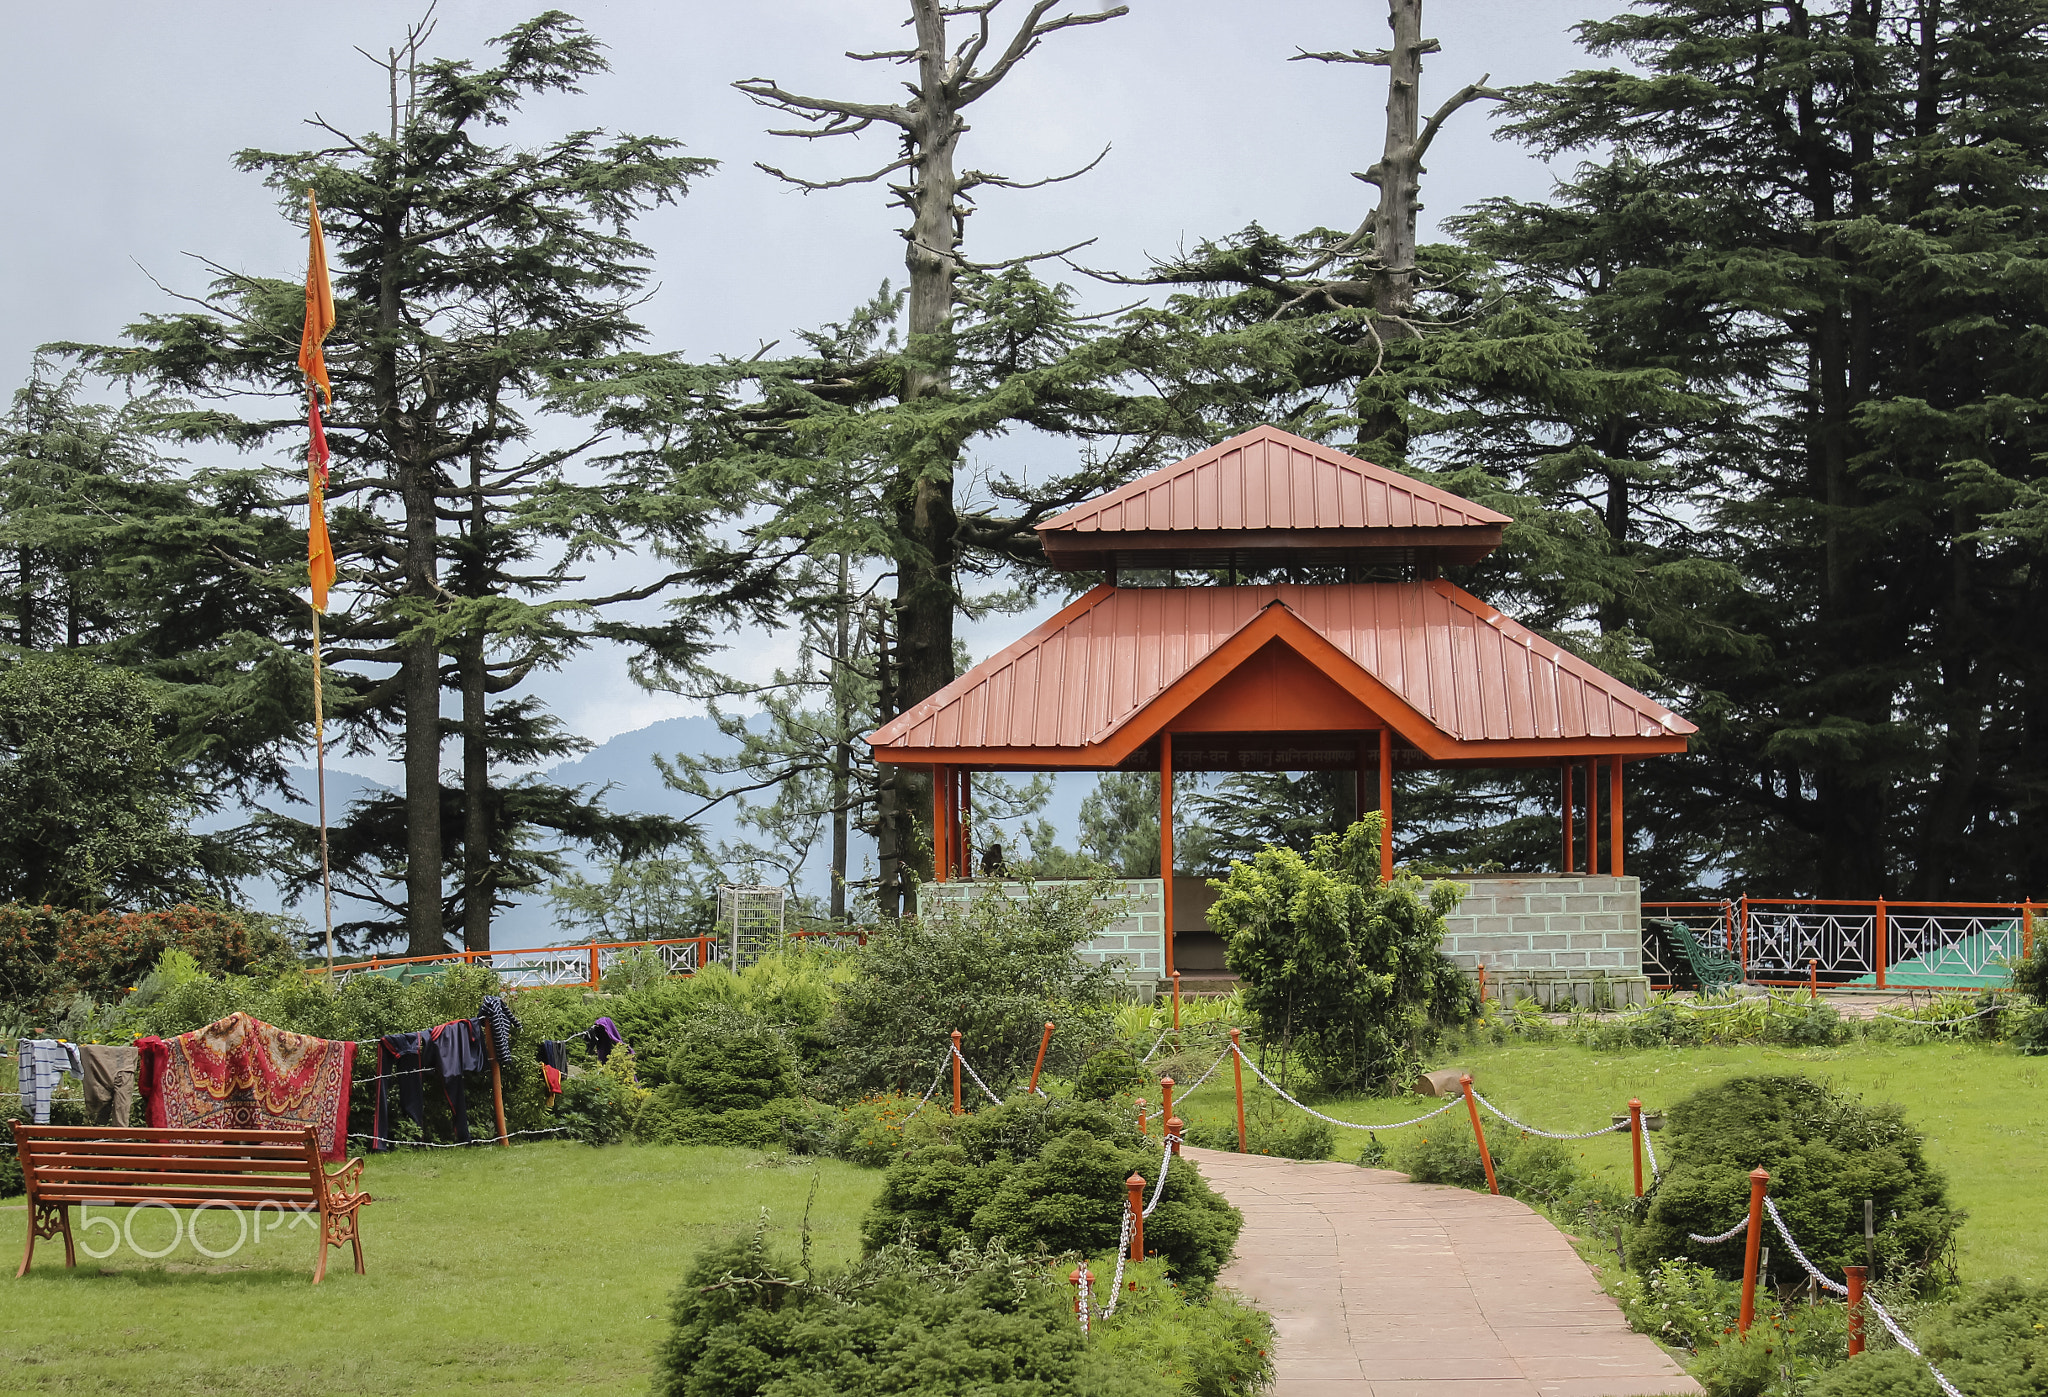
[11,1123,371,1283]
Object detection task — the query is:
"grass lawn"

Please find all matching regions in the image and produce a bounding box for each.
[0,1142,883,1396]
[1168,1036,2048,1285]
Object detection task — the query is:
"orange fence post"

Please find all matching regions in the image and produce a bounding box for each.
[1809,958,1819,1002]
[1461,1074,1499,1196]
[1229,1029,1248,1153]
[1126,1174,1146,1261]
[1477,963,1488,1007]
[1029,1021,1055,1094]
[950,1029,963,1116]
[1171,971,1182,1032]
[482,1018,509,1147]
[588,945,600,989]
[1629,1098,1644,1198]
[1739,1167,1770,1334]
[1136,1097,1148,1136]
[1159,1076,1175,1129]
[1875,899,1888,991]
[1739,896,1750,982]
[1070,1265,1092,1333]
[2026,901,2035,960]
[1846,1265,1867,1356]
[1167,1115,1183,1157]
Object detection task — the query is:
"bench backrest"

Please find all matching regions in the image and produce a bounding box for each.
[10,1124,326,1211]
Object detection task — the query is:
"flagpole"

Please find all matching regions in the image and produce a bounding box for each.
[311,443,334,972]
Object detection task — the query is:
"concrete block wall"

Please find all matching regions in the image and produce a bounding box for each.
[1440,874,1651,1009]
[918,878,1166,992]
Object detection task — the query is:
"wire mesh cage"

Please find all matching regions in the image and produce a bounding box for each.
[717,885,787,970]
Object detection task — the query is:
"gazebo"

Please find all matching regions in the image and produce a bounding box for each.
[870,426,1696,1007]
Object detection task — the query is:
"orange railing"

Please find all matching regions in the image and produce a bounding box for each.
[316,926,866,991]
[1643,897,2036,990]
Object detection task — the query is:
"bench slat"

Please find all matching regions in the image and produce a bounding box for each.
[31,1168,326,1193]
[23,1139,312,1161]
[33,1190,322,1209]
[28,1152,316,1175]
[11,1125,317,1143]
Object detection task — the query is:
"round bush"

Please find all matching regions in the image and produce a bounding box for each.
[1635,1075,1959,1289]
[1074,1046,1145,1101]
[861,1094,1243,1290]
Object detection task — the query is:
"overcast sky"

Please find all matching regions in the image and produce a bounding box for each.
[0,0,1624,769]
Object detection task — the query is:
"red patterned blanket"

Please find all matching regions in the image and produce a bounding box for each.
[136,1012,355,1160]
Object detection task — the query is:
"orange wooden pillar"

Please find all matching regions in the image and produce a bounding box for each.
[960,768,973,876]
[1378,726,1394,882]
[1160,732,1176,978]
[930,764,950,881]
[1561,764,1574,873]
[1584,757,1600,874]
[1609,757,1624,877]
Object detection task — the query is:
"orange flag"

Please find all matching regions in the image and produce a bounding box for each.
[301,189,337,611]
[298,190,335,404]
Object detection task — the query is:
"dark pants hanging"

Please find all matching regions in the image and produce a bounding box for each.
[375,1032,430,1151]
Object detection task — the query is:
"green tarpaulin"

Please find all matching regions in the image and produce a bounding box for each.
[1846,925,2020,988]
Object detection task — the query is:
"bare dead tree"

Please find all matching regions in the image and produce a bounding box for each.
[1291,0,1502,331]
[734,0,1126,913]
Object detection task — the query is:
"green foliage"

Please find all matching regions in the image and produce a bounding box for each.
[860,1094,1242,1290]
[0,654,205,911]
[1,902,285,1014]
[1813,1279,2048,1397]
[1181,1099,1335,1161]
[1085,1256,1275,1397]
[1388,1125,1586,1207]
[558,1065,638,1147]
[1637,1076,1960,1290]
[2013,942,2048,1006]
[665,1011,800,1113]
[1212,818,1475,1093]
[1076,1046,1146,1101]
[823,881,1120,1099]
[654,1226,1171,1397]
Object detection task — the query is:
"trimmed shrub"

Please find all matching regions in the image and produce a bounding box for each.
[1182,1100,1336,1161]
[861,1094,1242,1291]
[654,1226,1169,1397]
[1386,1126,1587,1208]
[664,1011,799,1113]
[1635,1075,1960,1291]
[1075,1045,1145,1101]
[1086,1256,1275,1397]
[821,881,1120,1100]
[1812,1278,2048,1397]
[1211,818,1476,1094]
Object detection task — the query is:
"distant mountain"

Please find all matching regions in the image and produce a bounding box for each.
[215,713,1096,950]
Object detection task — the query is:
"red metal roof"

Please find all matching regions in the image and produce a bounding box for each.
[1037,425,1510,570]
[869,581,1695,767]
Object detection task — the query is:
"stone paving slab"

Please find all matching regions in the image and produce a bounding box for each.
[1189,1147,1702,1397]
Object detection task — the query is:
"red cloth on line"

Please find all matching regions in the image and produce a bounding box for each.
[541,1063,561,1096]
[135,1012,355,1160]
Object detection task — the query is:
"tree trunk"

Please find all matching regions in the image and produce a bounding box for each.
[1370,0,1428,324]
[461,628,492,952]
[377,196,445,957]
[830,552,852,921]
[888,0,970,888]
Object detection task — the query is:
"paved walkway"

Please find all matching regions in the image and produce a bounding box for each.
[1188,1147,1702,1397]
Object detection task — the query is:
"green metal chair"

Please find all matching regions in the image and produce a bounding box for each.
[1648,916,1743,993]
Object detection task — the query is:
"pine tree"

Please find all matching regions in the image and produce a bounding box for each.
[718,1,1183,914]
[68,13,736,952]
[1496,0,2048,896]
